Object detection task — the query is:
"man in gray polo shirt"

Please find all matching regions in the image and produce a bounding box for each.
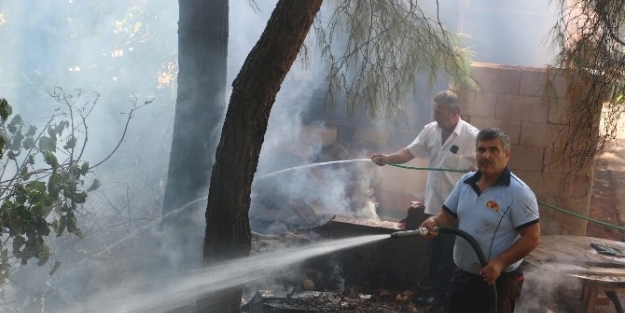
[419,127,540,313]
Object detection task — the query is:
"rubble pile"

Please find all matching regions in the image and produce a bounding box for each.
[242,216,438,313]
[241,288,429,313]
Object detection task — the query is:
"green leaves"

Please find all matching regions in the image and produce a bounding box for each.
[48,172,62,198]
[22,136,34,150]
[47,121,69,142]
[52,212,81,238]
[81,162,89,175]
[0,98,12,122]
[0,134,5,159]
[42,151,59,168]
[26,181,46,193]
[0,91,148,287]
[7,115,21,134]
[73,191,87,204]
[0,97,95,275]
[63,136,77,150]
[39,136,56,152]
[12,235,25,254]
[25,125,36,137]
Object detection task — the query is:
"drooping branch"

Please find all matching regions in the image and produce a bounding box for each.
[316,0,474,121]
[547,0,625,172]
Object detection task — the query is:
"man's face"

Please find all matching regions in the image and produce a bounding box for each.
[433,102,458,129]
[476,138,510,178]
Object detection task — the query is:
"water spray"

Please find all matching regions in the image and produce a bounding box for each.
[254,158,371,181]
[390,226,497,313]
[65,234,389,313]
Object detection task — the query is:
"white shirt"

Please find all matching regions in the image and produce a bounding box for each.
[406,118,479,215]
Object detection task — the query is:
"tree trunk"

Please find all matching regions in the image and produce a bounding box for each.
[197,1,323,311]
[161,0,228,267]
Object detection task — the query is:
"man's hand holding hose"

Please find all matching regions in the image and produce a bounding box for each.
[419,216,439,239]
[370,148,415,167]
[370,153,388,166]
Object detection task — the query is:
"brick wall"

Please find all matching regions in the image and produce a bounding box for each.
[455,63,598,236]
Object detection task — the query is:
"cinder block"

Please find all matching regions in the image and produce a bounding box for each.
[536,194,590,236]
[542,69,574,99]
[509,145,543,171]
[542,148,595,176]
[540,172,593,199]
[455,90,497,118]
[558,174,593,199]
[520,121,566,149]
[354,128,389,147]
[375,158,429,200]
[469,63,522,95]
[495,95,549,122]
[520,69,551,97]
[512,169,545,193]
[470,117,521,145]
[548,97,571,125]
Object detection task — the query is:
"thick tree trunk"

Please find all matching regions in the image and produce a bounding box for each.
[161,0,228,266]
[197,1,323,312]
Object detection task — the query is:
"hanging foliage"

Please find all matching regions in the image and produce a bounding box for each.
[316,0,474,121]
[549,0,625,171]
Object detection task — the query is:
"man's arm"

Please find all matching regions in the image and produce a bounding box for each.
[371,148,414,166]
[418,208,457,239]
[480,223,541,285]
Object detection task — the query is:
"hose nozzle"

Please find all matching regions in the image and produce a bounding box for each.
[390,227,429,238]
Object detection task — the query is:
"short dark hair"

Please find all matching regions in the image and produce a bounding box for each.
[433,90,460,113]
[476,127,510,151]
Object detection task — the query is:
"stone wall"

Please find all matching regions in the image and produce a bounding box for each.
[454,63,598,236]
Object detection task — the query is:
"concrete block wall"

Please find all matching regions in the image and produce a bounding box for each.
[455,63,598,236]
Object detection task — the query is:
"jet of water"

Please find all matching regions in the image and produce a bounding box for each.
[62,159,375,289]
[66,234,389,313]
[254,158,371,181]
[86,159,372,261]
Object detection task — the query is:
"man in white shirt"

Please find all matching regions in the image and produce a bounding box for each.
[371,90,479,306]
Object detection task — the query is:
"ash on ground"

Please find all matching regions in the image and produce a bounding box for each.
[241,288,435,313]
[241,230,438,313]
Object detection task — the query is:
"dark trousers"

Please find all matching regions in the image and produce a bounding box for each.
[447,269,524,313]
[428,232,456,297]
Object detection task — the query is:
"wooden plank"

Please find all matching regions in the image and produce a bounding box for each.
[526,235,625,283]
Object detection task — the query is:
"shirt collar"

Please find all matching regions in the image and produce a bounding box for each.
[452,118,464,136]
[437,118,464,138]
[464,166,511,187]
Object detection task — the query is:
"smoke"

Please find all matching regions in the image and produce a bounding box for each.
[516,267,583,312]
[455,0,558,67]
[0,1,180,311]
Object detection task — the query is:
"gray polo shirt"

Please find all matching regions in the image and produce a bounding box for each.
[442,167,539,274]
